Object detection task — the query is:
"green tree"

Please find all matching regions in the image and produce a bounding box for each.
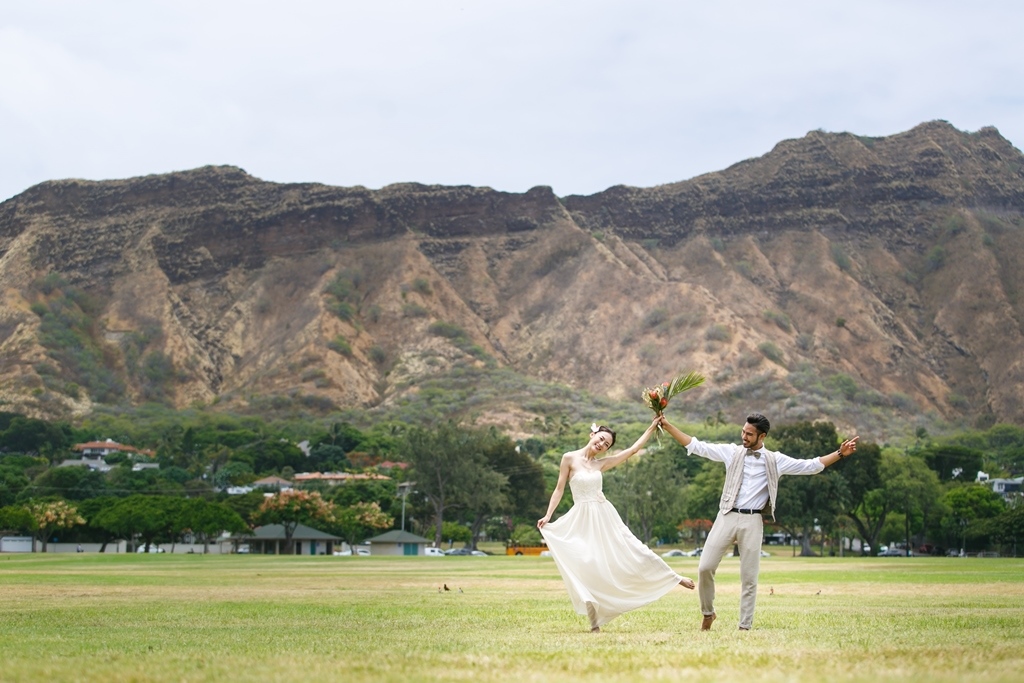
[325,479,397,515]
[847,452,943,555]
[943,484,1005,551]
[684,461,725,522]
[22,466,107,501]
[307,443,350,471]
[1,417,71,458]
[989,502,1024,556]
[0,505,34,534]
[76,496,123,552]
[234,439,306,475]
[832,442,883,553]
[771,421,848,556]
[0,465,31,507]
[401,422,501,547]
[465,429,541,549]
[606,451,686,544]
[91,495,172,551]
[212,461,255,489]
[318,421,365,452]
[921,445,984,482]
[178,498,248,553]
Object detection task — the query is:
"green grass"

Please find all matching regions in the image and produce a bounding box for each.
[1,553,1023,682]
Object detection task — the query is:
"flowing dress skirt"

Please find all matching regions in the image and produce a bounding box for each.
[540,498,683,628]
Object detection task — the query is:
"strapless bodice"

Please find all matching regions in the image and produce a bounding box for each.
[569,467,606,503]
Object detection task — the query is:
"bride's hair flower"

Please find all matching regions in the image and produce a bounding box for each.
[590,422,599,433]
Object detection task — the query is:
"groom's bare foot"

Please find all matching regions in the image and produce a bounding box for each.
[590,626,601,633]
[701,612,716,631]
[679,577,695,590]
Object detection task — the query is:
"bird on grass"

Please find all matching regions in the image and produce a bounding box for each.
[444,584,451,592]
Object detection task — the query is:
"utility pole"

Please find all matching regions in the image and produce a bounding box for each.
[397,482,414,532]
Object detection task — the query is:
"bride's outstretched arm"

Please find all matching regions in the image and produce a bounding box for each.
[598,418,660,472]
[538,453,572,528]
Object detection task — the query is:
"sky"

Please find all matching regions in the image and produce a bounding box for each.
[2,1,1022,203]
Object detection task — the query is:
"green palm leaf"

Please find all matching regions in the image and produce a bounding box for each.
[666,371,705,399]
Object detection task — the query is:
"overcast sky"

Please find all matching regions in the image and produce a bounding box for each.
[3,1,1022,203]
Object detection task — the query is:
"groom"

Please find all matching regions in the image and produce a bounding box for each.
[660,413,858,631]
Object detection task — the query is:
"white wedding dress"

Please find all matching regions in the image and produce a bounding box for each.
[539,466,684,629]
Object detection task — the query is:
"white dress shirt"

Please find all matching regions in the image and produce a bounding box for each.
[686,438,825,510]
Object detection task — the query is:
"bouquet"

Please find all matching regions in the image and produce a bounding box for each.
[642,371,706,419]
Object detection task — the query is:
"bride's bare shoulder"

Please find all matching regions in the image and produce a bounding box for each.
[561,449,584,466]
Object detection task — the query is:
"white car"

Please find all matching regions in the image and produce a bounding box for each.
[661,549,688,558]
[333,547,371,556]
[424,547,445,557]
[135,545,165,553]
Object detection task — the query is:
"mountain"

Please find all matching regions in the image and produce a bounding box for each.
[1,120,1022,439]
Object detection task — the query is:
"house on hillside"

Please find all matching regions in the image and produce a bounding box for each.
[292,472,391,486]
[251,475,293,491]
[73,439,155,459]
[237,523,340,555]
[365,529,433,556]
[59,438,157,473]
[987,476,1023,500]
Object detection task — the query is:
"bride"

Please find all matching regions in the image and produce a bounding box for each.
[538,417,695,632]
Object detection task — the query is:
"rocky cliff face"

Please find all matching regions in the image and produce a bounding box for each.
[1,121,1022,438]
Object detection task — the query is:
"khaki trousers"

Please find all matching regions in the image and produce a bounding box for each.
[698,510,763,629]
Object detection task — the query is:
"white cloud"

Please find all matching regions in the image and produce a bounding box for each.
[2,0,1022,201]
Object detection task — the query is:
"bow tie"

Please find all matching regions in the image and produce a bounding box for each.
[745,449,761,459]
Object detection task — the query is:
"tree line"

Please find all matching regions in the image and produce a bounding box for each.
[1,409,1022,555]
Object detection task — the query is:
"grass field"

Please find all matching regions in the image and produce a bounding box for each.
[1,551,1023,682]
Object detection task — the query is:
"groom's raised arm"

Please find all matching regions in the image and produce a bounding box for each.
[659,416,692,447]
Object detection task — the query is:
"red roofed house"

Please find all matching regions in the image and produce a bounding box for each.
[73,438,155,458]
[292,472,391,486]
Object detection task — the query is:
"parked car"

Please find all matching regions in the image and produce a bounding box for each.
[424,547,445,557]
[136,545,165,553]
[539,550,552,557]
[333,547,371,556]
[760,550,772,558]
[879,547,908,556]
[661,549,689,557]
[444,547,477,556]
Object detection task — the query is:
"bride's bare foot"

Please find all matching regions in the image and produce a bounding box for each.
[590,626,601,633]
[679,577,695,590]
